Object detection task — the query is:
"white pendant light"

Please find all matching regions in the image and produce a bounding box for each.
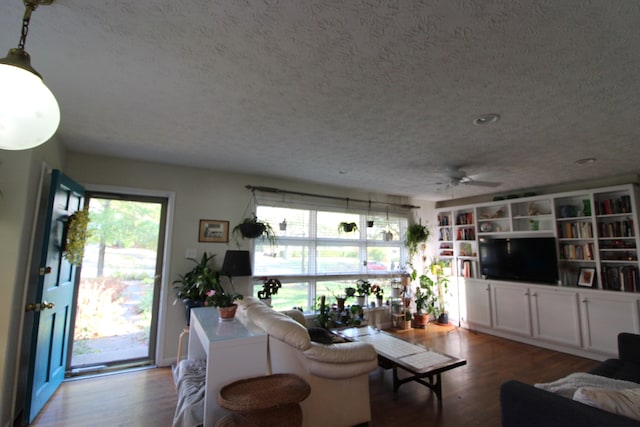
[0,1,60,151]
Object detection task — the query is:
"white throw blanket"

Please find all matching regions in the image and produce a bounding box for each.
[173,359,206,427]
[535,372,640,399]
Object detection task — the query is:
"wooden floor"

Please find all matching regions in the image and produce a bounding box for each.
[30,325,600,427]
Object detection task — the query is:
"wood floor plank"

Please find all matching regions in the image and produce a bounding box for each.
[30,326,600,427]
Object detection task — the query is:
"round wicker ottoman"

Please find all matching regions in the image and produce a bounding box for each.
[216,374,310,427]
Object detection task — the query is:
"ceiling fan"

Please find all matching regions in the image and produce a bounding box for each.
[429,166,501,188]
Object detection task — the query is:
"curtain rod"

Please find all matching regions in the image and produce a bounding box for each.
[245,185,420,210]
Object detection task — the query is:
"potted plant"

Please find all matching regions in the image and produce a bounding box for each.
[257,277,282,307]
[405,221,430,261]
[204,283,243,320]
[419,260,451,325]
[403,310,412,329]
[338,222,358,233]
[172,252,220,324]
[355,279,371,306]
[233,214,277,247]
[371,284,384,307]
[413,285,432,328]
[314,295,331,329]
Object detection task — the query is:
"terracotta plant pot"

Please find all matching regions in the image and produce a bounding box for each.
[218,304,238,321]
[412,313,429,329]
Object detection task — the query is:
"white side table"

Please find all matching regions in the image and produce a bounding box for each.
[188,307,268,425]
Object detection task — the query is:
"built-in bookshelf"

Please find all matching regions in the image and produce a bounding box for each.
[435,184,640,293]
[595,190,638,292]
[437,211,454,259]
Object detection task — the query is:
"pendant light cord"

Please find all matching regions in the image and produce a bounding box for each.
[18,3,37,50]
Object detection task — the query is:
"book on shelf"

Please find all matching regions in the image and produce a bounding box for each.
[458,259,476,278]
[601,265,639,292]
[595,195,632,215]
[437,214,450,226]
[456,227,475,240]
[559,221,593,239]
[456,211,473,225]
[439,227,452,241]
[559,243,594,260]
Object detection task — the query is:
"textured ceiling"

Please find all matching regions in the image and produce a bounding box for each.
[2,0,640,201]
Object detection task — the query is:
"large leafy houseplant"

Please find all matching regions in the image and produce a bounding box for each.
[418,260,451,324]
[405,221,430,261]
[173,252,221,323]
[173,253,220,301]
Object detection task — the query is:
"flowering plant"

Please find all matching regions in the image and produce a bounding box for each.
[204,285,243,308]
[371,284,384,298]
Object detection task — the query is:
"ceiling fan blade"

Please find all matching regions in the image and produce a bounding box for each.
[462,179,501,187]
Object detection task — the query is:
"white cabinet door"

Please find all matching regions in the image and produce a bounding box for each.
[580,291,640,356]
[464,279,492,328]
[491,282,532,336]
[530,286,582,347]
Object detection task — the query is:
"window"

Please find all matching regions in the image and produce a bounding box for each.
[251,203,408,311]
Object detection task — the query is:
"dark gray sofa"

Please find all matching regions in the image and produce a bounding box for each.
[500,333,640,427]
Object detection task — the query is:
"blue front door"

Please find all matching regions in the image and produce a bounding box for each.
[24,169,84,423]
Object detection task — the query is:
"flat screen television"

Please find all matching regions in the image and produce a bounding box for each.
[479,237,559,285]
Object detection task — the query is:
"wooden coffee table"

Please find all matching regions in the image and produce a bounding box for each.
[337,326,466,407]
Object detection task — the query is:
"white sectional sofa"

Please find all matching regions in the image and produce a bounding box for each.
[236,297,379,427]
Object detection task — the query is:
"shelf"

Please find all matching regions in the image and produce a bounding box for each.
[556,216,593,222]
[435,183,640,293]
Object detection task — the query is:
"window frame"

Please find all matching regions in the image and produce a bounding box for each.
[251,201,409,311]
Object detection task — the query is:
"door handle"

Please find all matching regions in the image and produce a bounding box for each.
[25,301,55,312]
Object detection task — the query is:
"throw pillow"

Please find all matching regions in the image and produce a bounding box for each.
[573,387,640,421]
[535,372,639,399]
[308,327,335,344]
[307,327,347,344]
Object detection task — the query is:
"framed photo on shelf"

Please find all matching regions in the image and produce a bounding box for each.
[198,219,229,243]
[577,267,596,287]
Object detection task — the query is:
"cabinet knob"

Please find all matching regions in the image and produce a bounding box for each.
[581,299,588,304]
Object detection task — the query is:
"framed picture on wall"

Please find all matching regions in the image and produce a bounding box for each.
[198,219,229,243]
[577,267,596,287]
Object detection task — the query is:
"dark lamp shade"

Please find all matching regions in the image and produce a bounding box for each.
[220,250,252,277]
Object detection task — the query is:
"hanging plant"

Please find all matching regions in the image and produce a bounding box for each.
[63,208,91,267]
[338,222,358,233]
[233,214,277,247]
[405,221,430,260]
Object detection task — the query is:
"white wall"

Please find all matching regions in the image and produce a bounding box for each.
[65,152,435,366]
